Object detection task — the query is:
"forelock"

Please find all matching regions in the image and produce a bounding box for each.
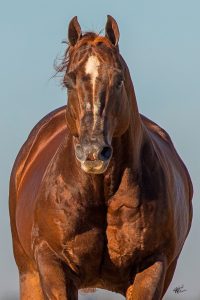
[55,32,120,80]
[68,33,118,70]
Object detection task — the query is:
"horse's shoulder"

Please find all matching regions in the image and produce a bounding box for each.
[140,114,193,201]
[140,114,173,145]
[10,106,67,193]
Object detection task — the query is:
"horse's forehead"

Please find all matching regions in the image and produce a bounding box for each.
[85,55,100,78]
[71,40,118,74]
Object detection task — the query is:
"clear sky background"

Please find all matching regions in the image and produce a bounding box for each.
[0,1,199,299]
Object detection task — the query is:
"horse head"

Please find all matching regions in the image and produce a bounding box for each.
[62,16,131,174]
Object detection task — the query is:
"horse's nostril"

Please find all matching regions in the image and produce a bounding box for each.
[75,144,84,161]
[100,146,112,161]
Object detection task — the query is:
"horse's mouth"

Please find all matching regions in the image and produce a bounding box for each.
[81,160,110,174]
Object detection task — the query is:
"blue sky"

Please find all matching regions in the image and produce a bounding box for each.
[0,1,200,299]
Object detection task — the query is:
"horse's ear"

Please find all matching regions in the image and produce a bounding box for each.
[105,15,120,46]
[68,16,82,46]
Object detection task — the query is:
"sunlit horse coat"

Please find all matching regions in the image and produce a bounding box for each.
[9,16,193,300]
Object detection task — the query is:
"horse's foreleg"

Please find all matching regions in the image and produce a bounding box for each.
[10,225,44,299]
[35,242,78,300]
[126,256,167,300]
[20,271,44,300]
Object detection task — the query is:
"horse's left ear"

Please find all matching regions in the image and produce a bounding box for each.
[68,16,82,46]
[105,15,120,46]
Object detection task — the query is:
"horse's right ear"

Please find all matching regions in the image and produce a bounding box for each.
[68,16,82,46]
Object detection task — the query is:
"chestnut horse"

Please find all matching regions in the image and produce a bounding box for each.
[9,16,193,300]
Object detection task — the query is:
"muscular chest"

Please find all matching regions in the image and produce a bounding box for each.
[35,170,169,279]
[35,188,107,278]
[106,187,142,269]
[105,188,169,270]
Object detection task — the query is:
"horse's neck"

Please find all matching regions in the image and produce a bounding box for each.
[101,80,145,199]
[120,61,144,173]
[103,60,160,197]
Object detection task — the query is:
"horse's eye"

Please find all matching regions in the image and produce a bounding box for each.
[116,78,124,89]
[63,72,76,90]
[64,80,73,90]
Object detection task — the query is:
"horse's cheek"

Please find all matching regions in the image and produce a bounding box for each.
[65,108,78,136]
[114,104,130,137]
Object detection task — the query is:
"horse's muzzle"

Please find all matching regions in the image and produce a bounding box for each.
[75,143,113,174]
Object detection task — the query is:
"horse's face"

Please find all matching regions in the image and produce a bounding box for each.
[64,16,130,174]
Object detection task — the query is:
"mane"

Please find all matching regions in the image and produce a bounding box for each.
[55,32,117,82]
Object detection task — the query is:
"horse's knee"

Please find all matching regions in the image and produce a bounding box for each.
[20,271,44,300]
[126,257,167,300]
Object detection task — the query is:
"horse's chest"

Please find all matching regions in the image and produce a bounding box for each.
[36,200,106,278]
[106,196,142,269]
[105,193,165,270]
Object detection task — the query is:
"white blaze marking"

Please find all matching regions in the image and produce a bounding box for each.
[85,55,100,90]
[86,102,91,111]
[85,56,100,128]
[93,101,101,115]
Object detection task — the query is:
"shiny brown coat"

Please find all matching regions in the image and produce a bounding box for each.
[9,16,193,300]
